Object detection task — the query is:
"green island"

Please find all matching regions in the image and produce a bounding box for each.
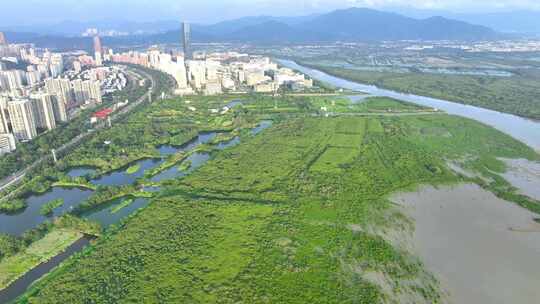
[39,199,65,217]
[125,164,141,175]
[110,198,135,214]
[7,92,537,303]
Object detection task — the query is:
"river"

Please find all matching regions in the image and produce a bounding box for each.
[279,60,540,303]
[278,60,540,151]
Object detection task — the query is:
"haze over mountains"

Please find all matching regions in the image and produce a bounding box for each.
[1,8,513,49]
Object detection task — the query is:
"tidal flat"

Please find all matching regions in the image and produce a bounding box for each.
[393,183,540,304]
[500,158,540,201]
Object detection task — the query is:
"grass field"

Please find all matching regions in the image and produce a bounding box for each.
[0,229,81,290]
[6,93,539,303]
[18,107,539,303]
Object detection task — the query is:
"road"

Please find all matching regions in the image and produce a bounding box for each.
[0,66,156,199]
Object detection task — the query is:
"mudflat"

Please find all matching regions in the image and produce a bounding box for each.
[393,183,540,304]
[500,158,540,201]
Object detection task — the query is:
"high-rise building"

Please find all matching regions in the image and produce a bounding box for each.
[0,32,7,46]
[0,96,10,133]
[86,80,102,103]
[45,78,74,109]
[7,99,37,141]
[31,93,56,131]
[26,70,42,87]
[0,73,8,91]
[51,95,68,123]
[50,54,64,77]
[72,79,87,104]
[182,22,192,60]
[187,60,206,89]
[94,35,103,66]
[0,133,16,154]
[2,70,25,90]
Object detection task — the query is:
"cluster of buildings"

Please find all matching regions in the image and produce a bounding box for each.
[110,23,312,96]
[0,25,316,155]
[111,50,312,95]
[0,32,123,155]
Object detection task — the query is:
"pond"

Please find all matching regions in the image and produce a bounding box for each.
[0,122,274,236]
[66,166,97,178]
[0,118,277,300]
[0,187,94,236]
[84,197,150,228]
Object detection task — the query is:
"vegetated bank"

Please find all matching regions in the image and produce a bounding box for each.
[298,61,540,120]
[14,94,539,303]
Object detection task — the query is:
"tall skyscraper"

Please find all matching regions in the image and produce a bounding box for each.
[94,35,103,66]
[0,32,7,46]
[31,93,56,131]
[7,99,37,141]
[182,22,192,60]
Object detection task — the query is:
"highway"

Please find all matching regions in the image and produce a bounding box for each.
[0,66,156,199]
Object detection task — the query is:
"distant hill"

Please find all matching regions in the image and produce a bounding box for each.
[392,9,540,35]
[2,7,501,49]
[195,8,500,42]
[451,11,540,34]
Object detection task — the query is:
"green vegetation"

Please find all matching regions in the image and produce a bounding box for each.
[17,92,538,303]
[0,88,536,303]
[178,160,192,172]
[51,179,96,191]
[39,199,64,217]
[0,199,27,214]
[0,229,82,290]
[145,152,188,178]
[301,63,540,120]
[110,198,135,214]
[73,185,139,216]
[0,65,154,182]
[125,164,141,175]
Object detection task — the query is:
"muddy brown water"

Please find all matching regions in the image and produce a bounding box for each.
[500,158,540,201]
[393,184,540,304]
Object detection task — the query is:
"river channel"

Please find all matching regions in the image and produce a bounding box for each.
[278,60,540,303]
[278,59,540,151]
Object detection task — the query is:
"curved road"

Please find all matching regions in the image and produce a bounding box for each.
[0,66,156,199]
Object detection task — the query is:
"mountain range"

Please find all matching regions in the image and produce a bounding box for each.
[2,8,504,49]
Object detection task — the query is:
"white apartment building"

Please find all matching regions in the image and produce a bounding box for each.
[31,93,56,131]
[7,99,37,141]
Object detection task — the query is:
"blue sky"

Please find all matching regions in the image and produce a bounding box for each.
[1,0,540,25]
